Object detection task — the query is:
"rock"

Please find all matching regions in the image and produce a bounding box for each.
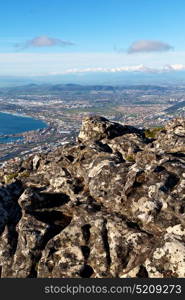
[144,225,185,277]
[0,116,185,278]
[78,115,144,143]
[32,155,41,170]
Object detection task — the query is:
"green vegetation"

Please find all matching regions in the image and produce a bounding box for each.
[4,172,18,184]
[125,154,135,162]
[144,127,163,139]
[18,170,30,178]
[3,170,30,184]
[128,114,137,118]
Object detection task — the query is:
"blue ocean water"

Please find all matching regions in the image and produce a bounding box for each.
[0,136,23,143]
[0,112,47,143]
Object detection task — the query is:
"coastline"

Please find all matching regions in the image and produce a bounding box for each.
[0,110,48,141]
[0,110,37,119]
[0,110,48,126]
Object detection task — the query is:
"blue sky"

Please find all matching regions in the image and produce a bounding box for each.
[0,0,185,76]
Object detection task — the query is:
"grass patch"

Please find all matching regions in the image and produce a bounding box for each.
[125,154,135,162]
[4,172,18,184]
[144,127,163,139]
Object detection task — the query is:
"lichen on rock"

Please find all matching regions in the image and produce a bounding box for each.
[0,115,185,277]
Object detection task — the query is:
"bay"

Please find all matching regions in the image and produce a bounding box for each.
[0,112,47,143]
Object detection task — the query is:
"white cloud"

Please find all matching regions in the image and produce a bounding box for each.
[0,52,185,76]
[163,64,185,71]
[128,40,173,54]
[48,64,185,75]
[15,36,75,49]
[58,65,149,74]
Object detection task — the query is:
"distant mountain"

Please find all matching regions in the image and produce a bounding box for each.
[1,70,185,88]
[0,76,37,88]
[0,83,120,95]
[165,100,185,114]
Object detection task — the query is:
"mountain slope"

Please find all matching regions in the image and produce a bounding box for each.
[0,116,185,278]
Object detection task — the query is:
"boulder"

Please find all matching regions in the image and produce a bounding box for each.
[0,116,185,278]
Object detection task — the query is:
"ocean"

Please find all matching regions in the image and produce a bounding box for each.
[0,112,47,143]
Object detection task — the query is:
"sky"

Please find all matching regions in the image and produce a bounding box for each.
[0,0,185,78]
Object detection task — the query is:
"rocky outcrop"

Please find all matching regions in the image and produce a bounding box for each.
[0,115,185,278]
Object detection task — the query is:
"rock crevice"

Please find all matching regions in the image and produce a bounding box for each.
[0,115,185,278]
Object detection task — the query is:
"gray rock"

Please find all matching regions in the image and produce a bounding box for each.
[0,116,185,278]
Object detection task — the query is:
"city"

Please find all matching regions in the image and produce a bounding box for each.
[0,83,185,164]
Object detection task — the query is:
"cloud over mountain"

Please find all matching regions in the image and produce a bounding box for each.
[128,40,173,54]
[163,64,185,71]
[1,51,185,77]
[48,64,185,75]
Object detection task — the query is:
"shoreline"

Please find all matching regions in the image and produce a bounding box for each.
[0,110,33,118]
[0,110,48,126]
[0,110,49,141]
